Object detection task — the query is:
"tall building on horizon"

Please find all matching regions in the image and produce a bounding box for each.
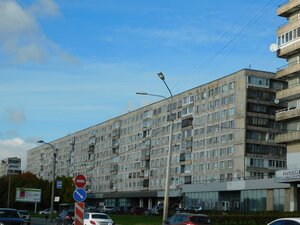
[0,157,22,177]
[27,69,288,211]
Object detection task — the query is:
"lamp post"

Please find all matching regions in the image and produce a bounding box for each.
[137,72,174,223]
[1,160,11,208]
[37,140,57,223]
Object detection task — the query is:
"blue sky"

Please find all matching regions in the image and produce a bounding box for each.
[0,0,284,169]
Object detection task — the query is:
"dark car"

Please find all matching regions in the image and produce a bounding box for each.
[267,218,300,225]
[130,207,146,215]
[18,210,31,225]
[55,209,74,225]
[0,208,26,225]
[163,212,212,225]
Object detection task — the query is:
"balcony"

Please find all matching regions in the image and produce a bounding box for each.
[276,84,300,101]
[277,39,300,58]
[278,15,300,33]
[276,62,300,79]
[275,130,300,143]
[276,106,300,121]
[278,0,300,17]
[141,154,150,160]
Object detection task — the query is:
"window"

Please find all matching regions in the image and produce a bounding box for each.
[247,76,269,87]
[222,84,228,93]
[221,97,228,105]
[229,81,235,90]
[229,95,235,103]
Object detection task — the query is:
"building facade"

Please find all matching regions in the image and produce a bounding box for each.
[0,157,22,177]
[274,0,300,212]
[27,69,291,211]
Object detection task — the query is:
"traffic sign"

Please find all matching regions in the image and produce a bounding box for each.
[75,175,86,188]
[56,180,62,189]
[73,188,87,202]
[75,202,85,225]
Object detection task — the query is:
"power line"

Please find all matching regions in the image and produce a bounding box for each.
[171,0,279,92]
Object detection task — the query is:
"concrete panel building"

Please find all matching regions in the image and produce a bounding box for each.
[274,0,300,212]
[27,69,289,211]
[0,157,22,177]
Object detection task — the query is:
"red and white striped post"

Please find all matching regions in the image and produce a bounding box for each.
[75,202,85,225]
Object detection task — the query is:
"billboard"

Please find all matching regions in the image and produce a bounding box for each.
[15,188,41,203]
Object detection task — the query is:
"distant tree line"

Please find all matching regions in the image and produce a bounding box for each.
[0,172,75,210]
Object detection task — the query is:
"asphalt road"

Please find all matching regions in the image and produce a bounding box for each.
[31,217,55,225]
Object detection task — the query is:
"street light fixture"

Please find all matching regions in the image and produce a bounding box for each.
[37,140,57,223]
[1,160,11,208]
[137,72,174,223]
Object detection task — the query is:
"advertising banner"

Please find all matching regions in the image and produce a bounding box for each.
[15,188,41,203]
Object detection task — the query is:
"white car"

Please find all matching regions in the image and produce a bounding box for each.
[84,212,114,225]
[267,218,300,225]
[39,209,51,215]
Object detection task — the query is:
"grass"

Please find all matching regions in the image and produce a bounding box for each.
[109,215,163,225]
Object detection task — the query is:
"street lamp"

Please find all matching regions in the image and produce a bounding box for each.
[137,72,174,223]
[37,140,57,223]
[1,160,11,208]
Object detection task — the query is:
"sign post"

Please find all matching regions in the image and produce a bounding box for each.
[73,175,86,225]
[75,202,85,225]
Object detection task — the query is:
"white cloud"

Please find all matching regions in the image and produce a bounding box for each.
[0,0,76,64]
[29,0,61,17]
[0,0,38,36]
[0,138,35,170]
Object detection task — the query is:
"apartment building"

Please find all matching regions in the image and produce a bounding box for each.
[274,0,300,212]
[27,69,288,211]
[0,157,22,177]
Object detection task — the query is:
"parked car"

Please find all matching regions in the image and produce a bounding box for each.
[18,210,31,225]
[0,208,26,225]
[84,212,115,225]
[163,212,212,225]
[130,207,146,215]
[55,209,74,225]
[267,218,300,225]
[184,206,203,213]
[39,208,51,215]
[102,206,115,213]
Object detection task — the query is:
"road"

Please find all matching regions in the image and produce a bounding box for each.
[31,217,55,225]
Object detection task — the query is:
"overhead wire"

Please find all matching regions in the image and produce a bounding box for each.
[170,0,280,93]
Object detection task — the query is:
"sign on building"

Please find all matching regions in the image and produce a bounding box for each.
[276,169,300,183]
[15,188,41,203]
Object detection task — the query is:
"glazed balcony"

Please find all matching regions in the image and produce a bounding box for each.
[276,62,300,79]
[278,39,300,58]
[278,0,300,17]
[275,130,300,143]
[276,83,300,101]
[276,106,300,121]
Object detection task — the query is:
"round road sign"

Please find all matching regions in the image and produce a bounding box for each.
[75,175,86,188]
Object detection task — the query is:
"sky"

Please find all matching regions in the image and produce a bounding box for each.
[0,0,285,170]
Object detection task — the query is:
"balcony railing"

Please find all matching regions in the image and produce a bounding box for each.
[276,106,296,114]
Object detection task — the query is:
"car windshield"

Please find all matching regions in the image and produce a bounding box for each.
[91,214,109,219]
[0,210,20,218]
[190,216,211,224]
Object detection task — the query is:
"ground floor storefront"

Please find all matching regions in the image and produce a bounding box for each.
[87,177,300,212]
